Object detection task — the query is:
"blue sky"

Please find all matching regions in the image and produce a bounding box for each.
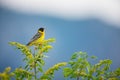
[0,1,120,79]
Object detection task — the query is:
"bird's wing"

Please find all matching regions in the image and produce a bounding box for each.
[30,32,41,42]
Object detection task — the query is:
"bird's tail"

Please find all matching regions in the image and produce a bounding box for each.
[26,42,31,46]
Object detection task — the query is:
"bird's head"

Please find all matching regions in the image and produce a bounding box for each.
[38,27,44,32]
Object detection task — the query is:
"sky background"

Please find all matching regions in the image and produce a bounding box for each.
[0,0,120,79]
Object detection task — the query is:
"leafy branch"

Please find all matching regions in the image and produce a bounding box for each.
[0,38,120,80]
[0,67,14,80]
[40,62,67,80]
[63,51,120,80]
[7,38,64,80]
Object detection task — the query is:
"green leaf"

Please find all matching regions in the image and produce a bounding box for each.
[38,67,43,72]
[25,65,29,69]
[40,75,51,80]
[71,53,77,60]
[63,67,72,77]
[40,59,45,66]
[91,56,97,59]
[114,67,120,76]
[68,61,75,66]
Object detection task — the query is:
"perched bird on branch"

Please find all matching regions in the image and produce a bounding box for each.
[26,28,45,46]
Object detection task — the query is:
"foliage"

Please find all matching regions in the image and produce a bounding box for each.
[0,67,14,80]
[40,62,67,80]
[63,51,120,80]
[0,38,120,80]
[13,68,34,80]
[3,38,66,80]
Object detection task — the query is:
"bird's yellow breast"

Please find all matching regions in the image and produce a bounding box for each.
[36,32,45,43]
[32,31,45,45]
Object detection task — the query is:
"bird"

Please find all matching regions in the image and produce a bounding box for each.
[26,27,45,46]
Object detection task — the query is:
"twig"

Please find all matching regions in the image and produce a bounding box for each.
[77,77,80,80]
[34,48,37,80]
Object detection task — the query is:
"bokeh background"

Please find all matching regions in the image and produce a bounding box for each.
[0,0,120,79]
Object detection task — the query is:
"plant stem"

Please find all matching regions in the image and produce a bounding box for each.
[77,77,80,80]
[34,48,37,80]
[34,61,37,80]
[33,45,43,80]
